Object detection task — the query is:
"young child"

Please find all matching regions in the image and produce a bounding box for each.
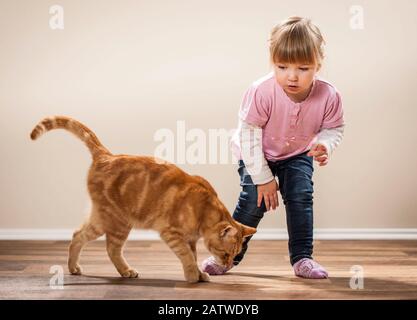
[202,16,345,279]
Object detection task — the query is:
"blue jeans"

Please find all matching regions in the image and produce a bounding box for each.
[232,151,314,266]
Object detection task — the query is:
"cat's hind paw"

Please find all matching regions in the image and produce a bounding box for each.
[120,268,139,278]
[69,264,83,275]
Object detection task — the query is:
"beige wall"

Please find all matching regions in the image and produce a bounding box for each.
[1,0,416,231]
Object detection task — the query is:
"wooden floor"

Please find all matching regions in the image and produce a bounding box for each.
[1,240,417,299]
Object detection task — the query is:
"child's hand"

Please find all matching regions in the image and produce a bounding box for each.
[257,179,279,211]
[307,143,328,166]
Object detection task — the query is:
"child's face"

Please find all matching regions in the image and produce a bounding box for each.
[274,61,319,101]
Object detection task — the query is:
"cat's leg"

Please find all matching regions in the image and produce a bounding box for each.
[160,230,209,283]
[189,240,209,282]
[105,228,138,278]
[189,241,197,261]
[68,221,104,275]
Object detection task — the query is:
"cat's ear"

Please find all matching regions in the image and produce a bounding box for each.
[233,221,257,238]
[220,225,238,238]
[241,225,257,238]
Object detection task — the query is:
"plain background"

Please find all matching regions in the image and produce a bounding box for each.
[1,0,416,231]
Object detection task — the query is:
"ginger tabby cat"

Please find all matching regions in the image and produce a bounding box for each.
[30,116,256,283]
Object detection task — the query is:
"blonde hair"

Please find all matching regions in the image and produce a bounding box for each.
[269,16,325,68]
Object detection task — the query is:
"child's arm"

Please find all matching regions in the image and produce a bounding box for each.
[308,125,345,166]
[240,121,274,185]
[237,84,279,211]
[308,88,345,166]
[240,121,279,211]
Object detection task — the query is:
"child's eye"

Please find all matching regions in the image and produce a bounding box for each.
[278,66,287,70]
[299,67,309,71]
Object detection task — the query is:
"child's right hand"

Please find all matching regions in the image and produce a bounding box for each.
[257,179,279,211]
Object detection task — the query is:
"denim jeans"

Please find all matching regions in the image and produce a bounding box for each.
[232,150,314,266]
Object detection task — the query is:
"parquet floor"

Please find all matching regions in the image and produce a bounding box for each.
[1,240,417,299]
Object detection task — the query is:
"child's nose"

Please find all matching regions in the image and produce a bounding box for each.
[288,72,298,81]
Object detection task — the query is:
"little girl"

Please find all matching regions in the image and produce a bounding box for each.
[202,16,345,279]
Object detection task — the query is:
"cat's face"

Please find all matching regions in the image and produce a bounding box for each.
[205,223,256,268]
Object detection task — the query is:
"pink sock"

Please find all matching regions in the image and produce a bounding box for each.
[201,256,233,275]
[293,258,329,279]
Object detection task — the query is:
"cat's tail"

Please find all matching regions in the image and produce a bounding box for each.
[30,116,112,159]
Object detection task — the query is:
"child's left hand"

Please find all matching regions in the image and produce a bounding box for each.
[307,143,328,166]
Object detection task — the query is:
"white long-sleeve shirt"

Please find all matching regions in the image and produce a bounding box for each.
[238,121,345,185]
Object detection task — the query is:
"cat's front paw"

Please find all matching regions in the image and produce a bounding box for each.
[199,271,210,282]
[69,264,82,275]
[185,269,210,283]
[185,269,200,283]
[120,268,139,278]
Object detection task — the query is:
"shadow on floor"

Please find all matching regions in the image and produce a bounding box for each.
[230,271,417,298]
[63,274,264,292]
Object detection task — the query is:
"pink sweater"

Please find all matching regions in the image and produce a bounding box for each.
[231,72,345,184]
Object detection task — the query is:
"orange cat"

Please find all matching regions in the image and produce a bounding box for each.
[30,116,256,283]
